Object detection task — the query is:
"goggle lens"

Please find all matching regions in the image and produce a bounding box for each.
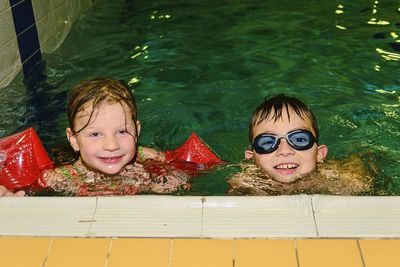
[253,130,316,154]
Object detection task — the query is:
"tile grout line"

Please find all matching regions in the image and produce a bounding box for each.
[103,238,113,267]
[41,237,55,267]
[201,197,206,238]
[356,240,366,267]
[0,35,18,50]
[294,239,301,267]
[232,239,236,267]
[9,0,25,9]
[33,0,68,23]
[168,239,174,267]
[310,196,319,237]
[86,197,99,236]
[39,31,59,51]
[0,64,22,85]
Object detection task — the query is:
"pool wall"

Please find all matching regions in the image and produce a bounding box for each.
[0,0,94,89]
[1,195,400,238]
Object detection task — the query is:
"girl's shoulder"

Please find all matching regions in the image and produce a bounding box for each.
[141,160,190,193]
[40,163,79,194]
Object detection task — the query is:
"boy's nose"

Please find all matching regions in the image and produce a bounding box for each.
[276,139,295,156]
[103,136,120,151]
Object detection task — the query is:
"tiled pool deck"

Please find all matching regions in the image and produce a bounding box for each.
[1,195,399,266]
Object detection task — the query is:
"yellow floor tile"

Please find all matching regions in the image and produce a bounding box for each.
[44,237,111,267]
[171,239,233,267]
[297,239,363,267]
[234,239,297,267]
[108,238,171,267]
[359,239,400,267]
[0,237,52,267]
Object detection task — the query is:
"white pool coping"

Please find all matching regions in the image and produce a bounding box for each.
[0,195,399,238]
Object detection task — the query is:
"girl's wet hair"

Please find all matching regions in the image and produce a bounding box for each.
[67,77,137,134]
[249,94,319,143]
[64,77,138,163]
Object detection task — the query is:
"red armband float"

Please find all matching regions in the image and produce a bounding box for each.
[0,128,54,190]
[158,132,224,175]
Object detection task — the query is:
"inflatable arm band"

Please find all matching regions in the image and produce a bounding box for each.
[0,129,223,190]
[0,128,54,190]
[144,132,224,176]
[165,132,224,168]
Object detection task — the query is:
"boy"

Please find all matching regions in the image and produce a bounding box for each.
[227,94,373,195]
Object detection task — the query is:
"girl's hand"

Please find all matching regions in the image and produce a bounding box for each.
[0,151,6,164]
[0,186,26,197]
[0,152,25,196]
[138,147,166,162]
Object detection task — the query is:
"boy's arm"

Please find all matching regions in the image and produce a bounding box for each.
[317,156,373,195]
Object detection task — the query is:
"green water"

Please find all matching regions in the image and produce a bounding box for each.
[1,0,399,195]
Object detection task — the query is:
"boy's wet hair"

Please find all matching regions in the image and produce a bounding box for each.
[249,94,319,143]
[67,77,138,134]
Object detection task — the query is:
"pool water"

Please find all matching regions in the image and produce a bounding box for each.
[1,0,399,195]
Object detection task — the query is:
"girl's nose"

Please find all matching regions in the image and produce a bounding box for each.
[276,138,295,156]
[103,136,120,151]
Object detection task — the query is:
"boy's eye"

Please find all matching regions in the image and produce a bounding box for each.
[260,137,275,145]
[290,134,310,145]
[260,140,274,146]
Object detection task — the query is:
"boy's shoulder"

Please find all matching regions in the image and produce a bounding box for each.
[227,162,309,195]
[227,156,374,196]
[316,155,374,195]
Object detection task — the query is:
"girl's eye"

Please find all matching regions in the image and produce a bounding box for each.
[118,129,128,135]
[89,132,100,137]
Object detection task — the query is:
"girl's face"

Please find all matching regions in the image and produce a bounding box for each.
[66,101,140,175]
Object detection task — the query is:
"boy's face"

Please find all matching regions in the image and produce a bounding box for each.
[246,108,327,183]
[67,101,140,175]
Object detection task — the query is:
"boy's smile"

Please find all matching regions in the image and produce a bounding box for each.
[274,163,299,174]
[246,108,327,183]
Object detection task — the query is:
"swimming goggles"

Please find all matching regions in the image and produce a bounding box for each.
[252,129,317,154]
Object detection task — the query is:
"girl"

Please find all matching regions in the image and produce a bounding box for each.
[2,77,189,196]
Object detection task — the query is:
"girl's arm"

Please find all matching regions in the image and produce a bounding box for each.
[137,146,166,162]
[0,186,25,197]
[0,152,26,196]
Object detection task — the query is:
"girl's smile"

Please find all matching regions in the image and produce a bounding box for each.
[67,101,140,175]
